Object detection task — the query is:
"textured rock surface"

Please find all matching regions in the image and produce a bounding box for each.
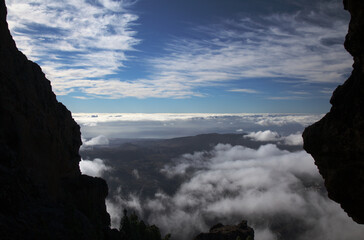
[193,221,254,240]
[0,0,112,239]
[303,0,364,223]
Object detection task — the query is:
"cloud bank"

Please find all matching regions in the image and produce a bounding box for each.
[112,144,364,240]
[73,113,323,139]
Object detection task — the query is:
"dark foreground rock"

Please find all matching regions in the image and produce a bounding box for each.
[303,0,364,223]
[194,221,254,240]
[0,0,113,239]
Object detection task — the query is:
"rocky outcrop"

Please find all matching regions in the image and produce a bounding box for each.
[303,0,364,223]
[193,221,254,240]
[0,0,112,238]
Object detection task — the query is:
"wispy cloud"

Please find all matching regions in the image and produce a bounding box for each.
[81,135,109,150]
[140,3,350,98]
[7,0,351,99]
[320,87,335,94]
[227,88,260,94]
[6,0,140,95]
[267,96,306,100]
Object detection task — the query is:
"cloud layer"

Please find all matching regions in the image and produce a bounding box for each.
[73,113,323,139]
[110,144,364,240]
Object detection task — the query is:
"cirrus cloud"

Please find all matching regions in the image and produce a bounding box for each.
[6,0,350,99]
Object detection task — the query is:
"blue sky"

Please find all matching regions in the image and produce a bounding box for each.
[6,0,351,113]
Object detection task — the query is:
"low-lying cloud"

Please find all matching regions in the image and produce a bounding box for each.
[244,130,303,146]
[244,130,280,141]
[114,144,364,240]
[82,135,110,146]
[79,158,111,177]
[107,188,144,228]
[283,132,304,146]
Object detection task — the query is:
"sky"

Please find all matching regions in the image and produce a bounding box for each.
[6,0,352,113]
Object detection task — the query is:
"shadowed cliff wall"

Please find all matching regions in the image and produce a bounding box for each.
[303,0,364,224]
[0,0,112,238]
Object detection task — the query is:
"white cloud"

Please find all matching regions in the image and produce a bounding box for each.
[321,87,335,94]
[132,169,140,179]
[267,96,306,100]
[254,114,324,127]
[107,188,144,228]
[283,132,304,146]
[6,0,140,96]
[6,1,351,99]
[73,113,322,124]
[79,158,111,177]
[141,144,364,240]
[227,89,260,94]
[244,130,304,146]
[138,2,351,99]
[72,113,322,139]
[83,135,109,146]
[244,130,280,141]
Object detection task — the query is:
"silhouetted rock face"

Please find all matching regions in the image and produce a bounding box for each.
[194,221,254,240]
[0,0,111,239]
[303,0,364,223]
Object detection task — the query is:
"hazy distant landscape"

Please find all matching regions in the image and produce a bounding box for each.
[77,113,364,240]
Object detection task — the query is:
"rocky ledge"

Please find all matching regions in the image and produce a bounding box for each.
[303,0,364,223]
[193,221,254,240]
[0,0,112,239]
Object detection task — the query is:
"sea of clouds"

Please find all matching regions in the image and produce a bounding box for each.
[77,113,364,240]
[102,145,364,240]
[73,113,323,139]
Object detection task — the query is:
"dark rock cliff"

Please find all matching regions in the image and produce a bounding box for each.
[0,0,112,239]
[303,0,364,223]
